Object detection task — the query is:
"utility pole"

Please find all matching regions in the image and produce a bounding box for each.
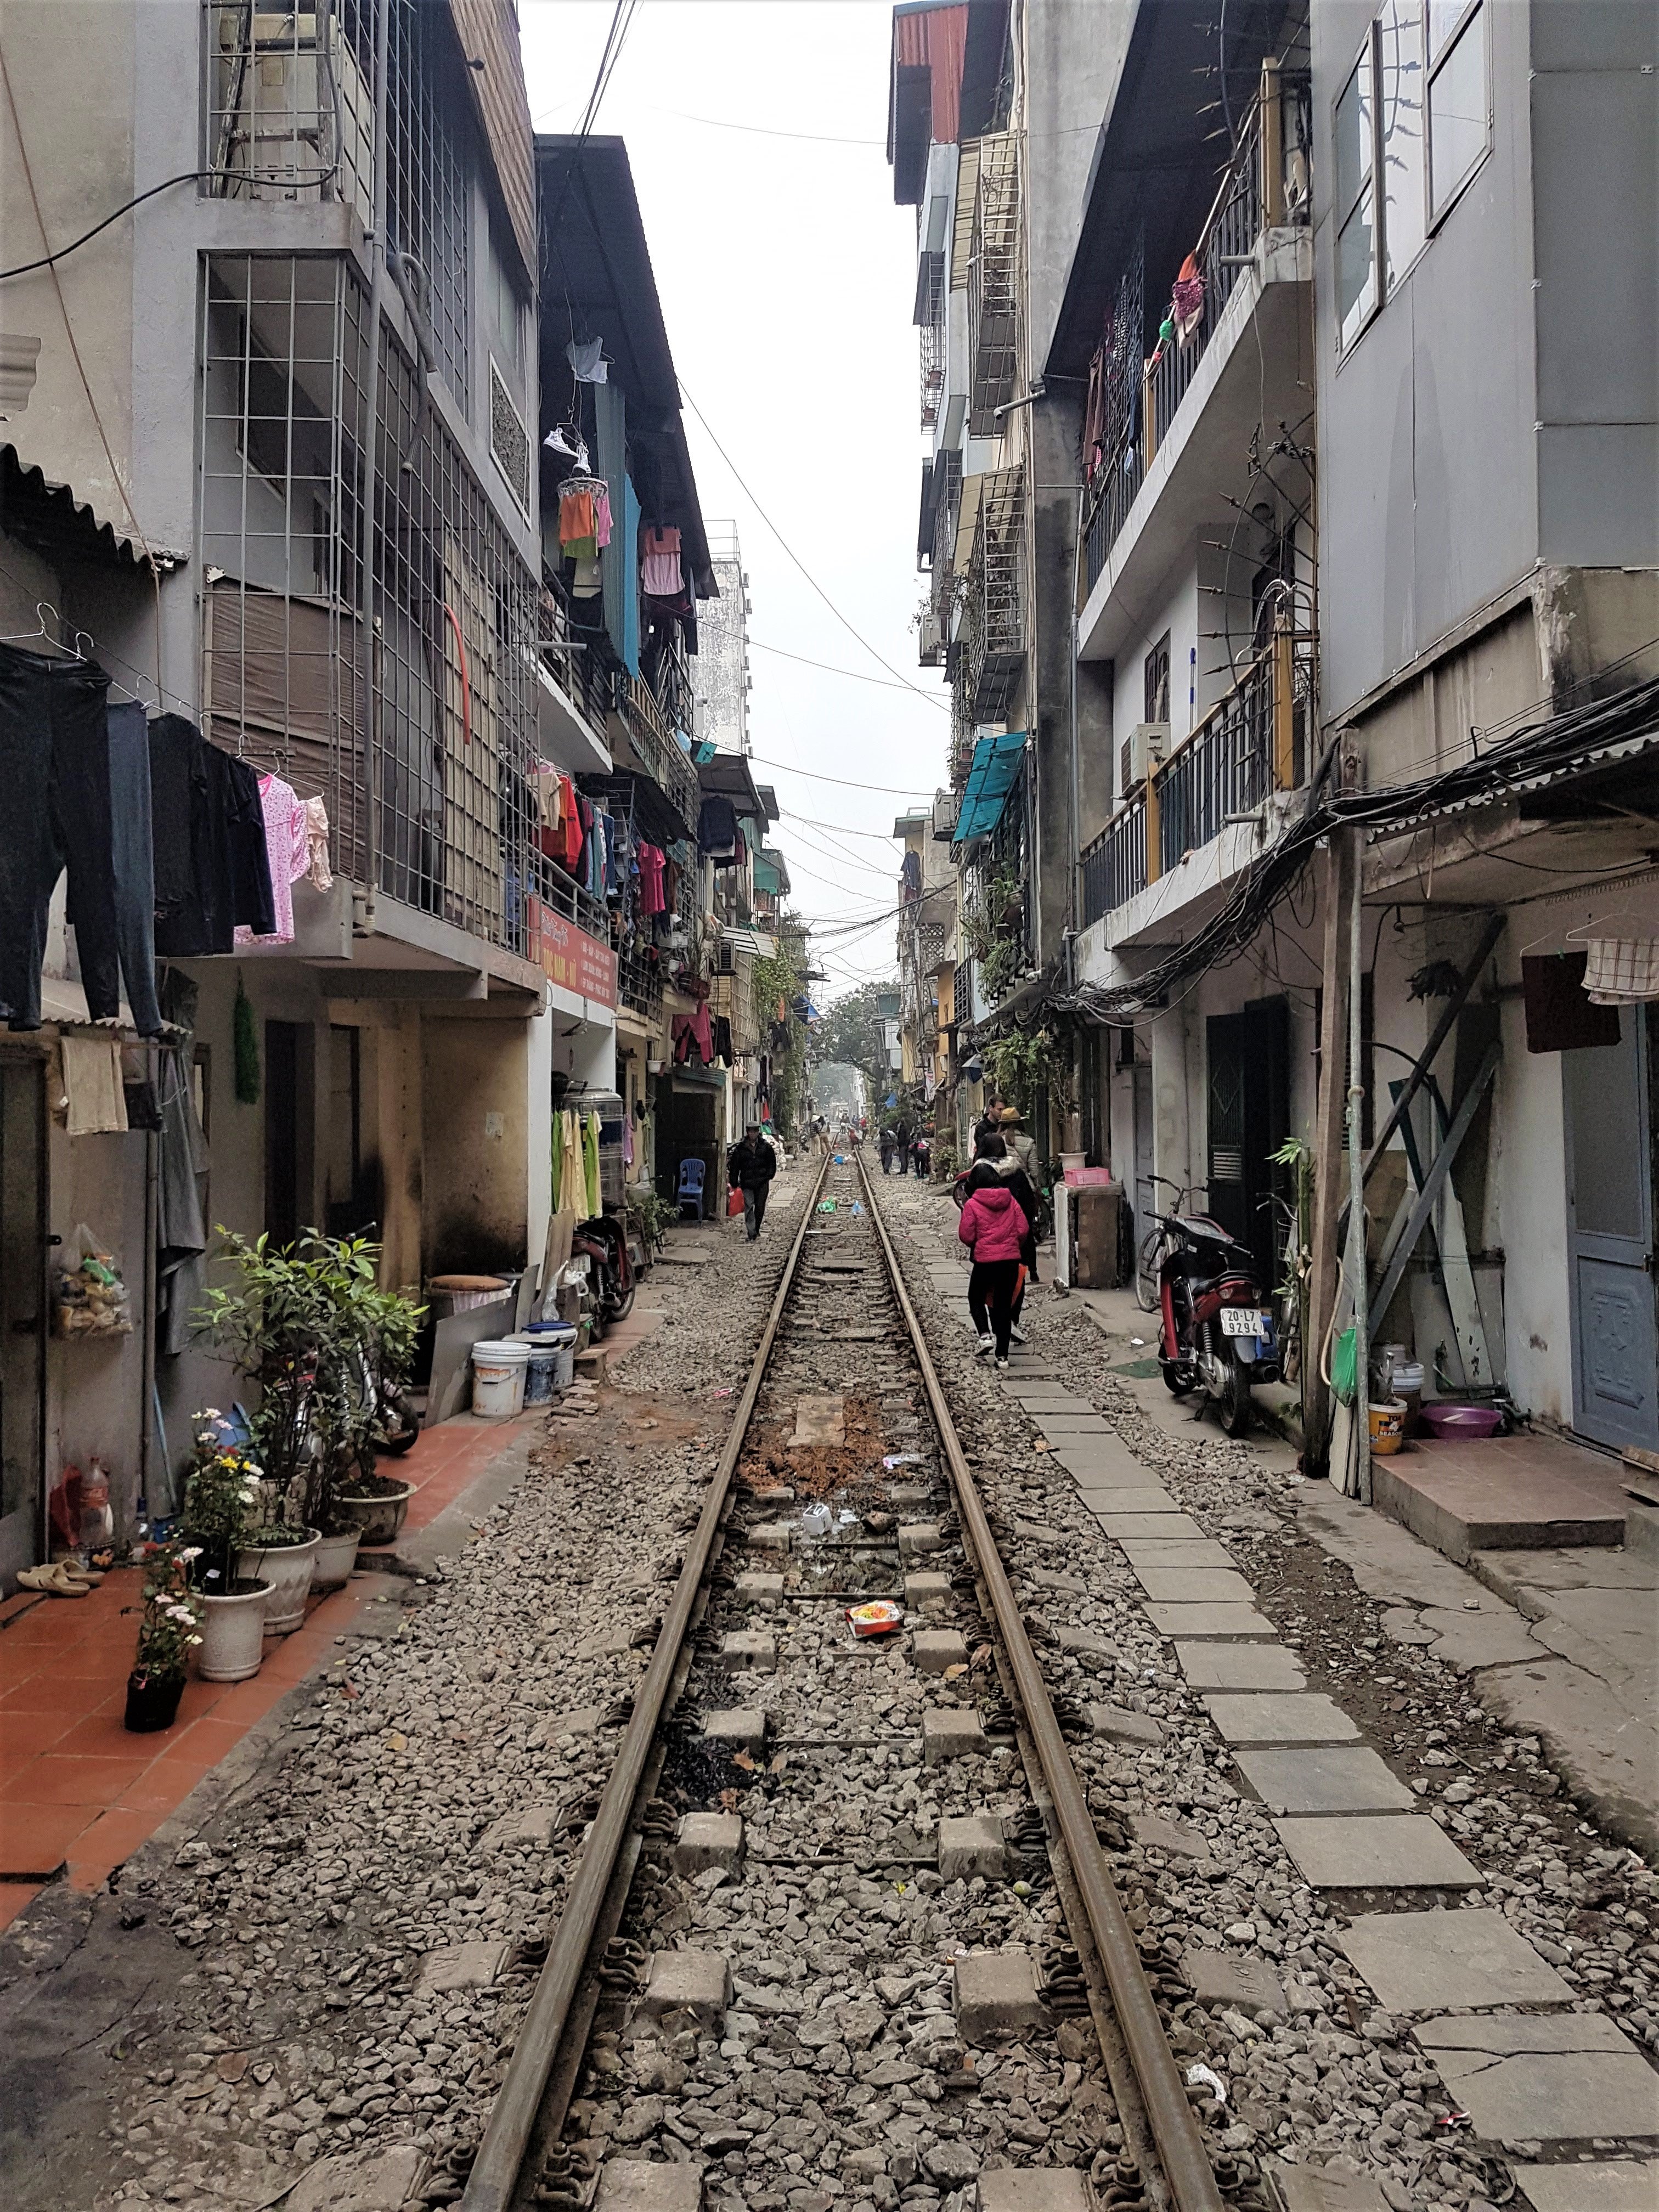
[1304,825,1357,1474]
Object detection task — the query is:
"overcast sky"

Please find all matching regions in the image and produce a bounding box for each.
[520,0,947,999]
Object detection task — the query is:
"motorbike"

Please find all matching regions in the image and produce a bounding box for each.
[1152,1210,1280,1437]
[573,1211,636,1339]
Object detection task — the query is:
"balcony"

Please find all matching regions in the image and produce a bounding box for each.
[1077,66,1312,661]
[968,133,1020,436]
[960,465,1025,724]
[616,936,664,1021]
[1080,631,1313,932]
[612,671,699,839]
[537,585,612,773]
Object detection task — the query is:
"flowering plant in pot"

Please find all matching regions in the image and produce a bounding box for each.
[125,1542,203,1732]
[180,1423,272,1683]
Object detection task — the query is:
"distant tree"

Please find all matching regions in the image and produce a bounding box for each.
[811,978,899,1102]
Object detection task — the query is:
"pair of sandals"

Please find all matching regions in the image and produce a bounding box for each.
[16,1560,104,1598]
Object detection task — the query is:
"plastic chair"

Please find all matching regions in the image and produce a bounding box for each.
[676,1156,707,1220]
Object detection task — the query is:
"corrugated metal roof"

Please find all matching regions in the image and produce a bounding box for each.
[1369,727,1659,834]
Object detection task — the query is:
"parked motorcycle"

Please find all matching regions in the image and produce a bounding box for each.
[573,1212,636,1339]
[1152,1209,1280,1436]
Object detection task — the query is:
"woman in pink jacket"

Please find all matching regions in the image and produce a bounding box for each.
[957,1169,1025,1367]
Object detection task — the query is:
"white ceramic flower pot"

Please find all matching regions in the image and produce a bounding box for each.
[311,1527,362,1593]
[197,1581,271,1682]
[235,1530,320,1635]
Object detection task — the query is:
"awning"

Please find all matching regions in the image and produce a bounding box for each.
[722,925,778,958]
[697,749,770,822]
[953,730,1028,848]
[577,770,685,849]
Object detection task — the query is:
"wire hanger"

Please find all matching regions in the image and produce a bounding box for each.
[0,599,74,649]
[1567,908,1657,944]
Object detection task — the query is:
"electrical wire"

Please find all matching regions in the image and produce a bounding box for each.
[1057,671,1659,1027]
[678,383,947,712]
[747,752,934,797]
[751,637,947,693]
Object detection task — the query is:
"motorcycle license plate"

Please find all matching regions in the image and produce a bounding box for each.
[1221,1307,1270,1339]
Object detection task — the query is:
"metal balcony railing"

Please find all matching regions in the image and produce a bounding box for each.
[615,671,699,837]
[1079,630,1313,927]
[538,584,611,740]
[968,132,1020,435]
[962,464,1025,723]
[616,936,664,1019]
[1081,67,1309,600]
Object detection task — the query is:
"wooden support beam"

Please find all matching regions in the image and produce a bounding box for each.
[1304,828,1356,1473]
[1368,1042,1501,1329]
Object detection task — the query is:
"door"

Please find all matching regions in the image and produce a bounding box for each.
[1565,1014,1659,1451]
[0,1059,47,1590]
[1206,997,1290,1283]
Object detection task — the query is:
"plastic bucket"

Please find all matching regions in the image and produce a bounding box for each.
[522,1346,558,1404]
[1369,1399,1407,1455]
[472,1338,531,1418]
[526,1321,578,1396]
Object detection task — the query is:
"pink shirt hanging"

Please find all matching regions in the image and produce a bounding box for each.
[642,525,682,597]
[234,773,309,945]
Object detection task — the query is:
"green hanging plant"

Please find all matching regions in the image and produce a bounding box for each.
[233,973,260,1105]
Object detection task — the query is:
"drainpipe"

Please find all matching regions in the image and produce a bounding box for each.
[352,0,392,944]
[1347,859,1371,1503]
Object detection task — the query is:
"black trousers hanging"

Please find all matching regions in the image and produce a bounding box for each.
[0,642,120,1029]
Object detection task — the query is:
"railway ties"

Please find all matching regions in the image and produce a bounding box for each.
[455,1153,1257,2212]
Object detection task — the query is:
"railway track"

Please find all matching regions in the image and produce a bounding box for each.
[452,1149,1267,2212]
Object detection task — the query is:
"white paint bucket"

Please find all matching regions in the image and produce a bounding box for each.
[472,1338,531,1418]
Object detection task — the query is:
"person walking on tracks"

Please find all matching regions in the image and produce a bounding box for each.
[727,1122,777,1242]
[878,1122,896,1175]
[957,1143,1024,1367]
[894,1115,913,1176]
[961,1132,1037,1351]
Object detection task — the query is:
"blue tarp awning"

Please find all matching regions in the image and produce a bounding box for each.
[952,731,1028,848]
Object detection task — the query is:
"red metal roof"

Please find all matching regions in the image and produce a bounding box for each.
[892,3,969,148]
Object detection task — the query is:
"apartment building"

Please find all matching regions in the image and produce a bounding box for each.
[892,0,1129,1154]
[895,0,1659,1514]
[0,5,775,1582]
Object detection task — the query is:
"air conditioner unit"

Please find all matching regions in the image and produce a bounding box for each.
[918,609,944,665]
[1120,721,1170,797]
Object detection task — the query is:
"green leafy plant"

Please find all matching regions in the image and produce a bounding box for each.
[195,1231,425,1538]
[626,1183,676,1251]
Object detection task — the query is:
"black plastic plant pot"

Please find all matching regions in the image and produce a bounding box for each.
[124,1670,185,1734]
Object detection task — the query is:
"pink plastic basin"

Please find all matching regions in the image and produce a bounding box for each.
[1419,1402,1503,1440]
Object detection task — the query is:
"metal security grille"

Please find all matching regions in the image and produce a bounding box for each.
[204,0,377,224]
[374,330,538,949]
[916,248,946,428]
[197,253,372,879]
[968,132,1020,435]
[386,0,471,415]
[965,463,1025,721]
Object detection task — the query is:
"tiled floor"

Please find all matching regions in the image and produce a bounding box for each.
[0,1409,539,1926]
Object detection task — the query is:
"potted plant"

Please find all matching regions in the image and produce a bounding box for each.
[181,1420,271,1682]
[331,1271,427,1550]
[196,1229,425,1585]
[124,1542,203,1732]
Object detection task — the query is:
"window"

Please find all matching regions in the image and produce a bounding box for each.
[1377,0,1425,289]
[1334,1,1486,353]
[1144,632,1171,726]
[1428,1,1488,218]
[488,219,524,379]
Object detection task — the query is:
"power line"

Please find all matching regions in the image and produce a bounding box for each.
[752,637,946,694]
[678,382,947,712]
[748,751,934,798]
[781,808,911,841]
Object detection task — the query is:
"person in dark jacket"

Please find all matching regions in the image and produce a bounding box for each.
[895,1117,913,1176]
[878,1124,895,1174]
[727,1125,777,1241]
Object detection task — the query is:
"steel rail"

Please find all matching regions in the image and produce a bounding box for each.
[459,1149,831,2212]
[857,1153,1225,2212]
